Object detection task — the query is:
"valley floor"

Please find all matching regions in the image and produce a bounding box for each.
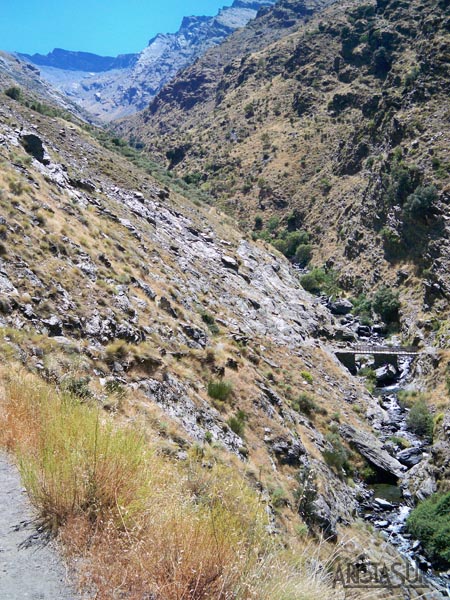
[0,453,77,600]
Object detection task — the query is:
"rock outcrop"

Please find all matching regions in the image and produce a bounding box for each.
[340,424,405,480]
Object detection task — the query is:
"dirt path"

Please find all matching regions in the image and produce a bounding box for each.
[0,452,78,600]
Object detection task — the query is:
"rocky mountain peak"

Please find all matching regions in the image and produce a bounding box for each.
[16,0,275,122]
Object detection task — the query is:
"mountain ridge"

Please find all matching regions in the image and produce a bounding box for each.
[17,0,275,121]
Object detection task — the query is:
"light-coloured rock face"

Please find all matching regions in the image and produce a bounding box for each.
[18,0,275,122]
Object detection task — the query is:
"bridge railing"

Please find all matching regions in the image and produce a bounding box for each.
[351,344,419,354]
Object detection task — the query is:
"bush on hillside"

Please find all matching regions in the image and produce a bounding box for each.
[207,380,233,402]
[372,286,400,324]
[294,244,313,267]
[407,492,450,569]
[4,86,22,101]
[406,399,433,438]
[300,268,338,296]
[322,432,349,474]
[403,185,438,219]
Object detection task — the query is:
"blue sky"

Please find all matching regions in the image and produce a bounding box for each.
[2,0,234,56]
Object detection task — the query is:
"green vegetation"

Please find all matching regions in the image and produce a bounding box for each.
[299,268,339,296]
[351,294,373,325]
[207,379,233,402]
[4,85,72,119]
[357,367,377,392]
[406,399,433,438]
[200,311,220,335]
[227,410,247,437]
[407,492,450,569]
[322,432,349,475]
[89,130,210,205]
[252,219,313,266]
[389,436,411,449]
[300,371,313,384]
[385,153,421,207]
[372,286,400,324]
[292,392,325,418]
[294,244,313,267]
[403,185,438,219]
[5,86,22,101]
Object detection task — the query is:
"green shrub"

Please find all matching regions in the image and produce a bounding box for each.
[227,410,247,437]
[407,399,433,438]
[407,492,450,568]
[373,286,400,324]
[300,268,338,296]
[389,436,411,449]
[207,380,233,402]
[270,486,288,510]
[254,215,263,230]
[385,157,420,206]
[397,389,420,408]
[403,185,438,219]
[267,216,280,233]
[294,244,313,267]
[372,46,392,76]
[300,371,313,384]
[358,367,377,392]
[275,230,309,258]
[360,464,377,483]
[292,393,317,416]
[322,432,349,474]
[200,311,219,335]
[61,376,92,399]
[351,294,373,325]
[5,86,22,101]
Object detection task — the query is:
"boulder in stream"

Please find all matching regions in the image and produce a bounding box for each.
[398,447,423,468]
[340,424,405,480]
[375,364,398,385]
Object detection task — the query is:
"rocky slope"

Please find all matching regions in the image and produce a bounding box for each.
[2,3,450,595]
[2,55,447,597]
[118,0,450,342]
[18,0,275,122]
[0,51,88,120]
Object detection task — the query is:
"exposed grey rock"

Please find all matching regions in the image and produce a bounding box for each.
[375,364,398,385]
[373,498,395,510]
[311,495,338,542]
[328,298,353,315]
[41,315,63,337]
[397,447,423,468]
[357,325,371,337]
[135,279,156,301]
[340,424,405,479]
[159,297,178,318]
[268,434,305,466]
[140,374,243,454]
[221,254,239,272]
[181,324,208,348]
[0,273,17,294]
[20,133,51,165]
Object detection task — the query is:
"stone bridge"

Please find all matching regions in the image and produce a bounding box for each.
[335,344,420,374]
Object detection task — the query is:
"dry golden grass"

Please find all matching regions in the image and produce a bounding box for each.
[0,365,348,600]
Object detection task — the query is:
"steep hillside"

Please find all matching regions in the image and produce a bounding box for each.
[18,0,275,122]
[3,51,450,597]
[0,51,89,120]
[119,0,450,340]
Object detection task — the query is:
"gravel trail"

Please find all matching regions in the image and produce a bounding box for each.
[0,452,78,600]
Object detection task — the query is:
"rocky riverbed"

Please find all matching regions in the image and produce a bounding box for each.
[359,367,450,597]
